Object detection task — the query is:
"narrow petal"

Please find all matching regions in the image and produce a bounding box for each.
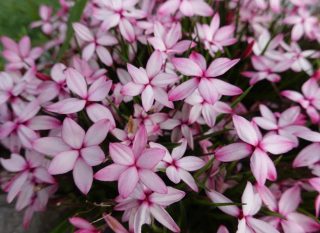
[150,205,180,232]
[215,143,252,162]
[211,79,242,96]
[46,98,86,114]
[62,118,85,149]
[206,58,239,77]
[278,186,301,215]
[121,82,144,96]
[65,68,88,98]
[132,125,148,157]
[96,46,113,66]
[206,190,240,217]
[94,164,127,181]
[33,137,71,156]
[109,143,134,166]
[136,148,165,169]
[171,58,203,76]
[84,119,110,146]
[176,156,205,171]
[168,78,198,101]
[48,150,79,175]
[72,23,94,42]
[127,64,149,84]
[73,158,93,194]
[178,169,198,192]
[0,154,26,172]
[139,169,167,194]
[260,135,294,155]
[246,217,280,233]
[118,167,139,197]
[150,187,185,206]
[198,78,219,104]
[146,51,163,77]
[81,146,105,166]
[232,115,259,146]
[242,182,262,216]
[141,85,154,111]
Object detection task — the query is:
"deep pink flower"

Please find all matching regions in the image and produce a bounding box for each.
[33,118,110,194]
[95,126,167,197]
[169,52,242,102]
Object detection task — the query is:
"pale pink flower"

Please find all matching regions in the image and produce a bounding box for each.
[0,100,60,149]
[114,184,185,233]
[33,118,110,194]
[0,72,26,105]
[257,185,320,232]
[1,151,55,205]
[69,217,100,233]
[254,0,281,12]
[158,0,213,17]
[95,126,167,197]
[253,104,320,144]
[151,140,205,191]
[73,23,118,66]
[282,78,320,124]
[242,56,291,85]
[46,68,115,126]
[1,36,43,70]
[185,90,232,126]
[252,29,283,57]
[280,42,318,75]
[207,182,279,233]
[197,13,236,55]
[169,52,242,102]
[215,115,295,184]
[160,104,196,149]
[284,8,319,41]
[30,5,56,35]
[121,51,178,111]
[93,0,146,42]
[148,22,194,58]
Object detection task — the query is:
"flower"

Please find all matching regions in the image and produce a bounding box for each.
[95,125,167,197]
[33,118,110,194]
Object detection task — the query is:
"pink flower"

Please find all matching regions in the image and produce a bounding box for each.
[151,140,205,191]
[185,90,232,126]
[0,72,26,105]
[30,5,55,35]
[158,0,213,17]
[253,104,320,143]
[207,182,279,233]
[282,78,320,124]
[95,125,167,197]
[242,56,291,85]
[121,51,178,111]
[93,0,146,42]
[215,115,295,184]
[284,8,318,41]
[257,185,320,232]
[33,118,110,194]
[0,100,60,149]
[114,184,185,233]
[73,23,118,66]
[69,217,100,233]
[46,67,115,125]
[148,22,194,57]
[169,52,242,102]
[1,151,55,205]
[293,143,320,169]
[1,36,43,70]
[197,13,237,55]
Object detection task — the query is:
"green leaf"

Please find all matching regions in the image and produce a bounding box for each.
[56,0,88,61]
[231,86,253,108]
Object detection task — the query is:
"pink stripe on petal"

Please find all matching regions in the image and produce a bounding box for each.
[94,164,127,181]
[118,167,139,197]
[48,150,79,175]
[62,118,85,149]
[139,169,167,194]
[150,205,180,232]
[168,78,198,101]
[109,143,134,165]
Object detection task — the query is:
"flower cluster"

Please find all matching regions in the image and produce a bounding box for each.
[0,0,320,232]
